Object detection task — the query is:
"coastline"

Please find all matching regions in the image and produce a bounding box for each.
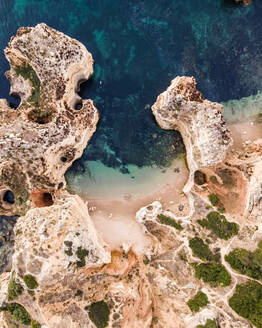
[1,22,262,328]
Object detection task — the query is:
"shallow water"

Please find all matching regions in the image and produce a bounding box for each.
[0,0,262,198]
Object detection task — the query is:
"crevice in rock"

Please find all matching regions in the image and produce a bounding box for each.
[1,189,15,210]
[30,190,54,207]
[194,170,207,186]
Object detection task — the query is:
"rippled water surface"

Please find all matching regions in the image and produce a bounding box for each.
[0,0,262,197]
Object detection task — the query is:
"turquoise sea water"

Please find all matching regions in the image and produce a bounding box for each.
[0,0,262,197]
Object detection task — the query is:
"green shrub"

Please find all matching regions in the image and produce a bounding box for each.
[229,281,262,328]
[31,319,41,328]
[197,211,239,240]
[64,240,73,256]
[6,303,31,325]
[225,246,262,280]
[197,319,218,328]
[88,301,110,328]
[76,247,89,267]
[208,194,219,206]
[23,275,38,289]
[189,237,220,262]
[194,262,231,287]
[218,206,225,213]
[157,214,183,231]
[187,291,208,312]
[15,64,40,106]
[8,274,23,301]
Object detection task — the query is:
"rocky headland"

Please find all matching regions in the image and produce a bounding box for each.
[0,24,261,328]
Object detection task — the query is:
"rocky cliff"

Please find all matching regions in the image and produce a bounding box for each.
[0,24,261,328]
[0,23,98,216]
[152,76,232,193]
[0,24,154,328]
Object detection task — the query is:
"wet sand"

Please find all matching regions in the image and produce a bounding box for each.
[70,156,190,254]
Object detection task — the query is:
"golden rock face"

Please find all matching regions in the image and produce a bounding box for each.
[0,23,98,216]
[0,23,261,328]
[0,24,154,328]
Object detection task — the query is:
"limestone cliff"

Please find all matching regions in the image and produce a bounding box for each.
[0,23,98,216]
[0,24,261,328]
[0,24,153,328]
[152,76,232,192]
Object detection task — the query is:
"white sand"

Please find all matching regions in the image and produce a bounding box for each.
[67,156,189,254]
[66,91,262,255]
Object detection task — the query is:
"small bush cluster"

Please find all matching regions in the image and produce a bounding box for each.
[225,245,262,280]
[208,194,225,213]
[194,262,231,287]
[198,211,239,240]
[15,64,41,106]
[64,240,73,256]
[189,237,220,262]
[76,247,89,267]
[187,291,208,312]
[88,301,110,328]
[208,194,220,206]
[3,303,31,325]
[23,274,38,290]
[7,274,23,301]
[157,214,183,231]
[0,302,41,327]
[31,319,41,328]
[229,281,262,328]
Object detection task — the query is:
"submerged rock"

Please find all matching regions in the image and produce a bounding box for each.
[234,0,252,5]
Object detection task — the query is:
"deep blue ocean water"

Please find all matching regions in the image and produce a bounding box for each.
[0,0,262,187]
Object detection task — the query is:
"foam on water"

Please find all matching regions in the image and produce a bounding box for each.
[223,91,262,123]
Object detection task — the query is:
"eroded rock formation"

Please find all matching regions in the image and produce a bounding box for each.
[0,24,261,328]
[152,76,232,192]
[0,23,98,216]
[0,24,154,328]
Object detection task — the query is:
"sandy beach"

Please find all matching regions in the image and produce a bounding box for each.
[67,155,190,254]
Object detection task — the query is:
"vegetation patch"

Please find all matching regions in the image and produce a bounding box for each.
[197,211,239,240]
[197,319,218,328]
[31,319,41,328]
[76,247,89,267]
[208,194,219,206]
[23,275,38,289]
[157,214,183,231]
[194,262,231,287]
[225,245,262,280]
[187,291,208,312]
[8,274,23,301]
[88,300,110,328]
[189,237,220,262]
[1,303,31,325]
[15,64,41,106]
[64,240,73,256]
[229,281,262,328]
[208,193,225,213]
[217,206,225,213]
